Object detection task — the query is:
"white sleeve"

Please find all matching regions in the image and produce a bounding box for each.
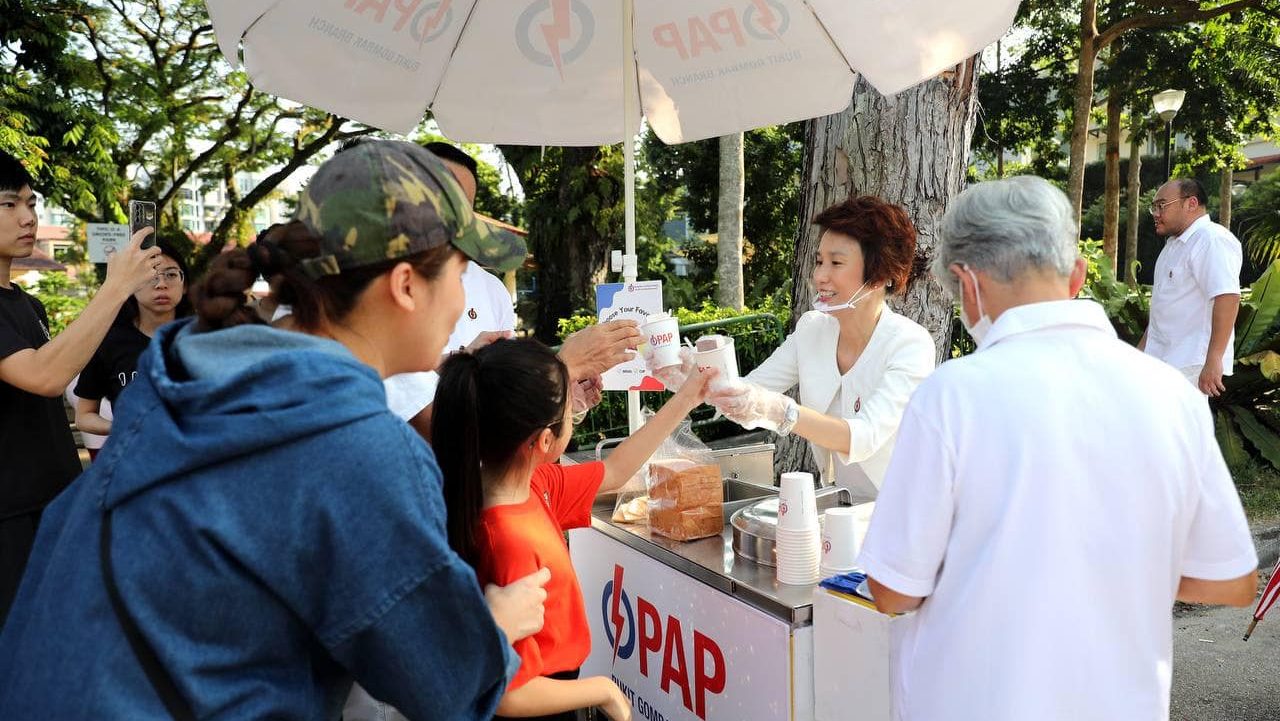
[1194,231,1242,298]
[383,372,439,422]
[1181,405,1257,580]
[856,400,955,598]
[835,328,936,465]
[486,272,517,333]
[745,326,803,394]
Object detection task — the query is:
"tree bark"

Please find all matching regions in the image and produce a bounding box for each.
[1066,0,1100,230]
[1102,51,1123,263]
[1220,165,1234,230]
[717,133,745,310]
[775,60,980,477]
[1125,123,1143,287]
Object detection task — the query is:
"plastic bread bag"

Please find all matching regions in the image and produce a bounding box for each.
[646,420,724,541]
[611,409,654,524]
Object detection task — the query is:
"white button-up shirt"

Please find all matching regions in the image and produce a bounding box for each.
[859,299,1256,721]
[383,261,516,420]
[1147,214,1242,373]
[746,308,936,502]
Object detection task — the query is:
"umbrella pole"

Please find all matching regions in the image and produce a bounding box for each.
[623,0,643,434]
[1244,617,1259,642]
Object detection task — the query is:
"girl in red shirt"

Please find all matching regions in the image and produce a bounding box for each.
[434,338,713,721]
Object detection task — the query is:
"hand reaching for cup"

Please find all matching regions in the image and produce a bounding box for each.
[558,320,642,381]
[642,345,696,392]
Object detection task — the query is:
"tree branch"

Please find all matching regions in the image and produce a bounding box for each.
[1098,0,1268,48]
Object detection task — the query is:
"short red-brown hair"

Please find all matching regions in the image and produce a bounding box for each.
[813,196,917,296]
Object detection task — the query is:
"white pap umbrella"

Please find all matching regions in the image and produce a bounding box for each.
[206,0,1021,428]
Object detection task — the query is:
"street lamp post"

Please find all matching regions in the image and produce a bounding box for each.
[1152,89,1186,181]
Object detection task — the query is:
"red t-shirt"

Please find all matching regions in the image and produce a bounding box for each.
[475,461,605,690]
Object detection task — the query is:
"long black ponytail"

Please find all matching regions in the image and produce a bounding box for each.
[433,338,569,568]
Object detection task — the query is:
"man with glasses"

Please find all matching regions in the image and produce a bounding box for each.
[1139,178,1242,396]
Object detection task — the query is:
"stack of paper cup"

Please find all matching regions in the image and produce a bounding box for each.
[820,507,862,578]
[775,472,820,585]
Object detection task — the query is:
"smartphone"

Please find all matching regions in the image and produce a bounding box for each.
[129,200,158,249]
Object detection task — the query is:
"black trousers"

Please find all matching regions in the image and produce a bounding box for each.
[493,668,582,721]
[0,509,42,629]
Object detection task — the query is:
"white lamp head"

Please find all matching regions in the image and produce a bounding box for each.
[1152,89,1186,123]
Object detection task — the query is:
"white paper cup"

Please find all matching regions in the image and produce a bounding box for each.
[821,507,861,571]
[777,472,818,531]
[643,312,681,369]
[693,334,739,387]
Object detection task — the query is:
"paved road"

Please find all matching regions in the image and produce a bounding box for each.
[1171,579,1279,721]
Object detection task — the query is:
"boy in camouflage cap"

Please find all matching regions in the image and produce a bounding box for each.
[294,139,525,278]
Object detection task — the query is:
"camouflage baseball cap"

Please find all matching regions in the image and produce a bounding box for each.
[294,139,526,277]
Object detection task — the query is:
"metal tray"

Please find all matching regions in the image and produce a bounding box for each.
[731,487,854,567]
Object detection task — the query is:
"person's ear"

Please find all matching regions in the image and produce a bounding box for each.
[534,427,555,453]
[386,261,418,312]
[950,263,978,325]
[1068,257,1088,297]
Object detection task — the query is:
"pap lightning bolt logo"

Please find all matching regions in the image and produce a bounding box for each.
[751,0,781,39]
[418,0,453,49]
[540,0,573,78]
[610,563,626,665]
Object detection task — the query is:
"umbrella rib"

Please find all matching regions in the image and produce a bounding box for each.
[796,1,859,85]
[425,0,486,118]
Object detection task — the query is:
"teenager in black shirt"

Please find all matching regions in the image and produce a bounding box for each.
[74,239,192,456]
[0,150,162,625]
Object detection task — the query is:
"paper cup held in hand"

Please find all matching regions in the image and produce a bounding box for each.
[694,334,739,388]
[643,312,682,369]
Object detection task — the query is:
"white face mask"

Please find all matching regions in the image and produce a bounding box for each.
[959,266,993,345]
[812,281,875,314]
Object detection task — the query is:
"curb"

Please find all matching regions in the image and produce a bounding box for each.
[1255,522,1280,572]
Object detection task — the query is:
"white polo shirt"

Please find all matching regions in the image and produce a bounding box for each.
[1146,214,1242,373]
[858,299,1256,721]
[382,261,516,420]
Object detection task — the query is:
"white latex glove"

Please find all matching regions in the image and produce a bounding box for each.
[707,380,790,432]
[642,345,697,392]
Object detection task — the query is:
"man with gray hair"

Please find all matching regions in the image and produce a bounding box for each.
[857,176,1257,721]
[1140,178,1242,396]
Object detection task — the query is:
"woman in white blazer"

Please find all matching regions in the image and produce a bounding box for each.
[711,196,937,501]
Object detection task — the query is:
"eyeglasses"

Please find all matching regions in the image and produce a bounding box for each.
[1148,196,1189,216]
[151,269,184,287]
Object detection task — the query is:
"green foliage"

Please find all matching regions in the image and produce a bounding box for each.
[557,301,790,447]
[642,123,804,304]
[1079,238,1148,344]
[27,273,89,336]
[1236,172,1280,266]
[1,0,375,273]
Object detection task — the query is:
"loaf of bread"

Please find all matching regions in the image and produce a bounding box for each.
[647,461,723,541]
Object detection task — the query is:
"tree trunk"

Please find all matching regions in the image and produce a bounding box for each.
[775,60,980,478]
[1066,0,1100,230]
[1102,71,1122,263]
[1125,124,1143,287]
[1220,165,1234,230]
[717,133,745,310]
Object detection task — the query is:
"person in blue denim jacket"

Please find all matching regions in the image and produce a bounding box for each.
[0,139,547,720]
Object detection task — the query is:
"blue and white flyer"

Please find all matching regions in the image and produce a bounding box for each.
[596,280,664,392]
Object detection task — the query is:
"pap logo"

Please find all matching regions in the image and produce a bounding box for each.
[516,0,595,78]
[652,0,789,61]
[345,0,456,44]
[601,564,727,720]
